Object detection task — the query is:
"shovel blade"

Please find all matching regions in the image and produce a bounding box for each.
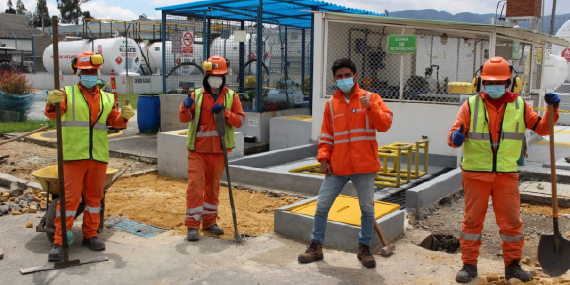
[538,234,570,277]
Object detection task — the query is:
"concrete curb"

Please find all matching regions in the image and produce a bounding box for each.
[0,173,43,191]
[405,168,463,211]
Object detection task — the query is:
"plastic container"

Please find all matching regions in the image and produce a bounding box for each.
[137,94,161,133]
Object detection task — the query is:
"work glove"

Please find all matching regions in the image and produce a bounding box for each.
[545,92,560,108]
[47,90,64,105]
[451,124,465,147]
[121,104,135,120]
[212,104,225,114]
[183,95,194,109]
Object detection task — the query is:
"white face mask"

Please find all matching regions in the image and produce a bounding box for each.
[208,77,223,89]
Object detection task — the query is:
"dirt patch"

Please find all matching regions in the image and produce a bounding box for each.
[521,203,570,216]
[0,141,155,182]
[105,173,302,239]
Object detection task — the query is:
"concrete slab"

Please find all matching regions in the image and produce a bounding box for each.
[269,115,313,151]
[159,94,187,132]
[406,168,463,211]
[108,134,158,163]
[542,157,570,170]
[275,196,405,253]
[519,181,570,207]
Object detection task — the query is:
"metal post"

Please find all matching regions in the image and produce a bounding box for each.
[239,21,245,106]
[207,19,211,59]
[125,24,129,76]
[256,2,263,112]
[309,9,315,114]
[399,28,405,100]
[99,20,102,39]
[489,32,496,58]
[29,29,35,74]
[203,12,207,61]
[549,0,557,35]
[456,38,460,81]
[10,31,18,73]
[284,26,288,82]
[162,11,166,94]
[301,28,306,95]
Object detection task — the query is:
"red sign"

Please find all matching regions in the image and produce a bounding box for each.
[183,46,193,54]
[562,47,570,63]
[183,32,193,46]
[97,45,102,54]
[115,56,123,64]
[175,58,181,65]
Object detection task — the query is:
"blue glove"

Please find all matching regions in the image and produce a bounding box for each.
[545,92,560,108]
[212,104,224,114]
[183,96,194,109]
[451,124,465,147]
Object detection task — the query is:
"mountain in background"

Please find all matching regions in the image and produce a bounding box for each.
[390,9,569,34]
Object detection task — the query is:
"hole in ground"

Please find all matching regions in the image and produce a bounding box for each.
[420,234,460,253]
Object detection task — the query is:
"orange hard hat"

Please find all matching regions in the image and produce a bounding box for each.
[73,50,104,70]
[480,56,512,81]
[203,55,228,75]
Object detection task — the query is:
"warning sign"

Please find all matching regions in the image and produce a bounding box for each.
[171,32,182,53]
[562,47,570,63]
[182,32,194,56]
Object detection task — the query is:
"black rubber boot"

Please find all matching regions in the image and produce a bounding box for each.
[456,263,478,283]
[505,260,533,282]
[48,245,63,262]
[82,237,105,251]
[203,224,224,235]
[187,228,200,241]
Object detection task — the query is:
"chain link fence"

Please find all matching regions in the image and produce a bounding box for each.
[324,20,545,106]
[163,7,312,112]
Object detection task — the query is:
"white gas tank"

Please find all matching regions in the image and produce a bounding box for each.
[43,40,90,75]
[543,54,569,90]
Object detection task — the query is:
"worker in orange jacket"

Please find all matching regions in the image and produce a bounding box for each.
[448,56,560,283]
[298,58,393,269]
[179,56,245,241]
[44,51,133,262]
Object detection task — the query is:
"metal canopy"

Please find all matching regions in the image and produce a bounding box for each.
[156,0,390,28]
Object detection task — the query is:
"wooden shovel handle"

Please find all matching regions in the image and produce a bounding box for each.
[374,221,389,247]
[0,126,49,146]
[548,103,558,216]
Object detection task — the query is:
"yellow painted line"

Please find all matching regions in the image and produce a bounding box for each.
[29,129,123,141]
[534,140,570,148]
[554,130,570,134]
[534,107,570,114]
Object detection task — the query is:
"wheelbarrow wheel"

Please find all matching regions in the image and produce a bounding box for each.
[45,198,58,243]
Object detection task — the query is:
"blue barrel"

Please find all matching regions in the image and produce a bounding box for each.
[137,94,161,133]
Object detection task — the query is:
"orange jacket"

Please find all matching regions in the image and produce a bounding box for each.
[448,92,559,181]
[318,84,393,176]
[44,83,128,129]
[179,87,245,153]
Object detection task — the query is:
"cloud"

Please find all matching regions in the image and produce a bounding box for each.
[81,1,138,21]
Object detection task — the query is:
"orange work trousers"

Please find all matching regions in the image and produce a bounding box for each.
[53,160,106,245]
[185,151,225,229]
[460,175,524,266]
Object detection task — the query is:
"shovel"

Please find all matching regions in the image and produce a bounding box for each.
[537,103,570,277]
[213,111,242,244]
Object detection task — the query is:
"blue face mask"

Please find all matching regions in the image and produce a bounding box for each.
[485,85,505,99]
[336,77,355,93]
[81,75,98,88]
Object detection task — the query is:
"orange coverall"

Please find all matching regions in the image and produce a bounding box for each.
[448,91,559,266]
[179,87,245,229]
[45,84,128,245]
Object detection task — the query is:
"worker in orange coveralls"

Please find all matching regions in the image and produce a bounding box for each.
[179,55,245,241]
[44,51,134,262]
[449,56,560,283]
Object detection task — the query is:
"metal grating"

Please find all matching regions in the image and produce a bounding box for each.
[108,220,168,238]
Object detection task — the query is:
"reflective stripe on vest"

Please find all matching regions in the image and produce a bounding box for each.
[62,85,113,163]
[186,88,236,151]
[462,95,525,173]
[324,92,376,146]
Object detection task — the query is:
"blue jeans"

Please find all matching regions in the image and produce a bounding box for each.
[310,173,376,246]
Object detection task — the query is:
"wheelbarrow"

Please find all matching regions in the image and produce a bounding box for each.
[31,165,126,243]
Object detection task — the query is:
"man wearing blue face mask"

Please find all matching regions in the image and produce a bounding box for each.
[447,56,560,283]
[44,50,133,262]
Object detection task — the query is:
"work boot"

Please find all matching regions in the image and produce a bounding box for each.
[82,237,105,251]
[203,224,224,235]
[298,241,324,263]
[48,245,63,262]
[187,228,199,241]
[505,260,533,282]
[357,243,376,268]
[456,263,478,283]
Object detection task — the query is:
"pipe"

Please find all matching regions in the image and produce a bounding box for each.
[549,0,557,35]
[162,10,166,93]
[239,21,245,109]
[10,31,17,73]
[29,29,35,74]
[256,1,263,111]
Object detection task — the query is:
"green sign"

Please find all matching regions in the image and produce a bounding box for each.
[512,40,521,59]
[387,35,416,53]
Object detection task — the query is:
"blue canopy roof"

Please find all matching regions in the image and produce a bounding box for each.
[156,0,390,28]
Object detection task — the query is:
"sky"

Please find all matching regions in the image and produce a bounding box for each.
[0,0,568,22]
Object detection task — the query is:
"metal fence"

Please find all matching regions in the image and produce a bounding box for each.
[324,20,544,105]
[162,9,312,112]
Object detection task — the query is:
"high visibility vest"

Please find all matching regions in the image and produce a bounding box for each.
[186,88,235,151]
[462,95,525,173]
[62,85,114,163]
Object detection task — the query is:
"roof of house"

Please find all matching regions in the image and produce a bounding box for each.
[0,13,48,39]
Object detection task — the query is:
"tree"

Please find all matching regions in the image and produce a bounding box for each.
[33,0,52,29]
[81,10,91,22]
[5,0,16,14]
[58,0,91,24]
[15,0,26,14]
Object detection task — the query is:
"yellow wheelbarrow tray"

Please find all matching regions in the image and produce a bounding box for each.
[32,165,119,195]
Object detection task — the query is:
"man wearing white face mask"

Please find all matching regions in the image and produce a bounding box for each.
[447,56,560,283]
[179,55,245,241]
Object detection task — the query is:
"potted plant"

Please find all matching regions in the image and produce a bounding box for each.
[0,72,35,121]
